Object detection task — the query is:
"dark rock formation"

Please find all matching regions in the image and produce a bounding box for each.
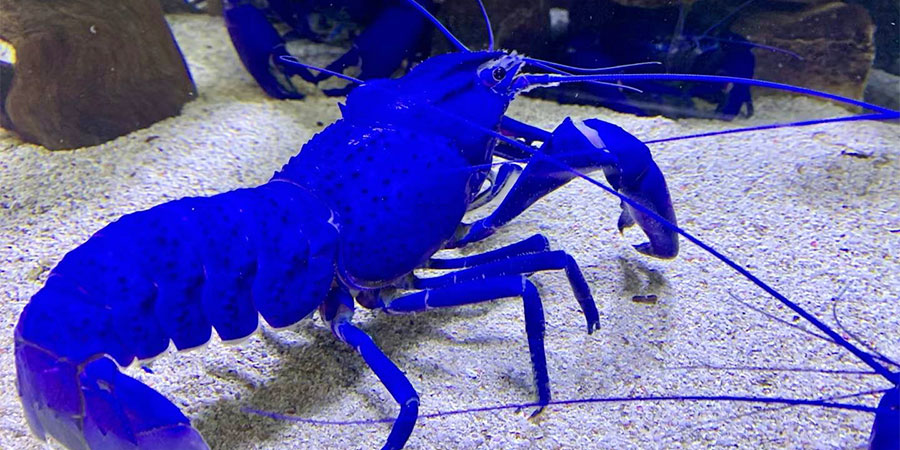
[433,0,552,58]
[864,68,900,111]
[855,0,899,74]
[732,2,875,100]
[0,0,196,150]
[0,60,13,130]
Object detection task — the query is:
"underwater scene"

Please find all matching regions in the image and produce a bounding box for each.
[0,1,897,449]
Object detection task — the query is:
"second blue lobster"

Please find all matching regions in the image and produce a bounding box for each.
[223,0,436,97]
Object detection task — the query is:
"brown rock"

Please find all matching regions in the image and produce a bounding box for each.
[0,60,13,130]
[732,2,875,100]
[0,0,196,150]
[433,0,551,58]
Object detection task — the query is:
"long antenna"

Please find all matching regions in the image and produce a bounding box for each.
[702,35,803,60]
[244,389,881,426]
[522,59,645,93]
[475,0,494,51]
[513,72,900,116]
[402,0,469,52]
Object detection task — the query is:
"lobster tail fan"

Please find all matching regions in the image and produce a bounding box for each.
[16,338,208,450]
[79,358,209,449]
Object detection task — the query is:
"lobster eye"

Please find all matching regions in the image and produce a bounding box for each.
[491,66,507,82]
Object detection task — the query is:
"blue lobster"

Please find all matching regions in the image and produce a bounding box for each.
[223,0,436,98]
[14,3,681,449]
[16,1,900,448]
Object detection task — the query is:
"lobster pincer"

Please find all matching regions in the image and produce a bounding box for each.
[451,116,678,259]
[223,0,435,99]
[224,0,316,99]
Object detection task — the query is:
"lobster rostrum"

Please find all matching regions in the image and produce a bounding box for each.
[14,3,682,449]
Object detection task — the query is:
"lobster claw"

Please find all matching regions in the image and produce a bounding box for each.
[223,2,312,100]
[612,168,679,259]
[458,117,677,260]
[868,386,899,450]
[568,119,679,259]
[222,0,435,99]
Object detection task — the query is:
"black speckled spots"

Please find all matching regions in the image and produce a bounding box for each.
[249,183,338,328]
[298,125,474,284]
[272,122,479,285]
[140,198,211,351]
[195,188,260,341]
[18,182,340,365]
[19,279,127,364]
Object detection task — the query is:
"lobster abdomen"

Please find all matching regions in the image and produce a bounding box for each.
[15,181,338,449]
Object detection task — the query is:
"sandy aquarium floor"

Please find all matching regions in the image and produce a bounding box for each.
[2,13,899,450]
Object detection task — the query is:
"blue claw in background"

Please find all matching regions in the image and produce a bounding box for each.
[224,1,313,99]
[222,0,435,99]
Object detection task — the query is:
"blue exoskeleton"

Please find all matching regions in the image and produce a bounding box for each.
[16,1,900,449]
[14,5,681,450]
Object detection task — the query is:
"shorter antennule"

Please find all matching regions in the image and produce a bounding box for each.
[278,56,364,85]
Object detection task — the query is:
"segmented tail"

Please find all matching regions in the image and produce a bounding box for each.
[15,181,338,449]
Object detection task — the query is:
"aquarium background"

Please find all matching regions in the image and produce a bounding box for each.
[0,1,898,449]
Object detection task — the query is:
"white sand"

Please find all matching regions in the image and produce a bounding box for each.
[1,14,898,450]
